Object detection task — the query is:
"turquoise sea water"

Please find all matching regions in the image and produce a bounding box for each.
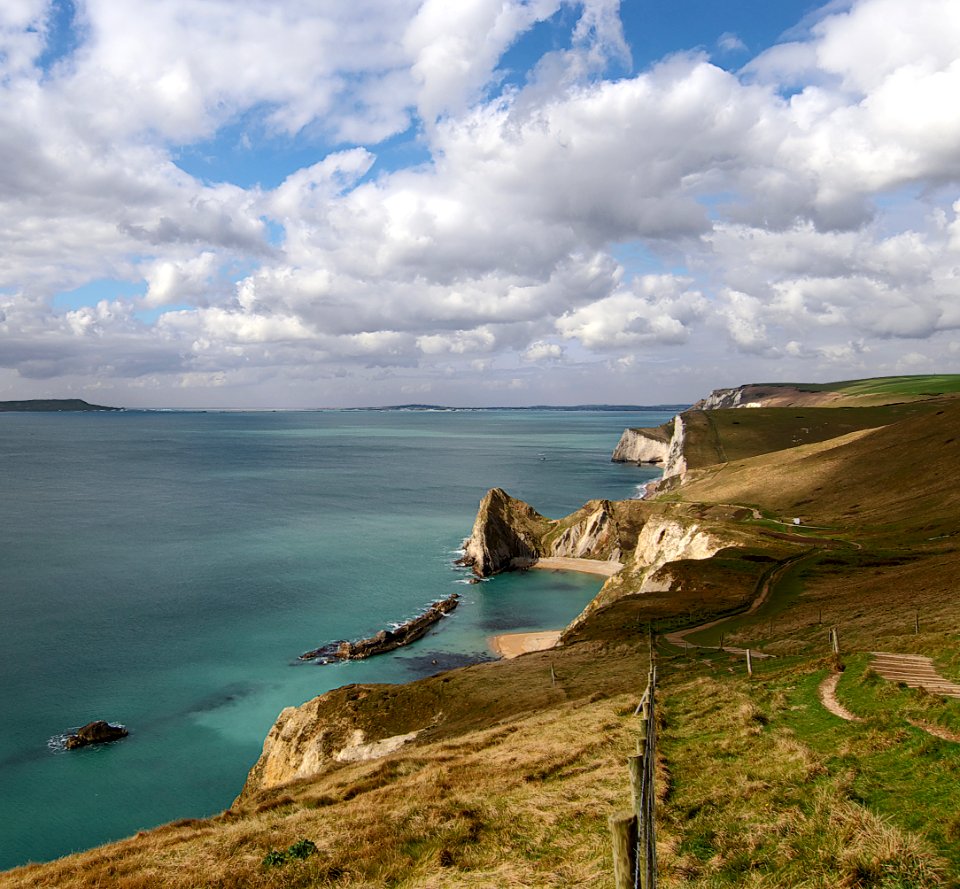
[0,409,668,870]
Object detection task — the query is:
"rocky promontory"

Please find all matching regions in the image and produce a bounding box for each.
[458,488,651,577]
[300,594,459,662]
[458,488,551,576]
[612,414,689,484]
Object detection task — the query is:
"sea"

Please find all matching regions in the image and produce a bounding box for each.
[0,407,671,870]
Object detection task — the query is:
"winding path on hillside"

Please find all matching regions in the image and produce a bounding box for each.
[816,656,960,737]
[818,673,862,722]
[663,552,811,657]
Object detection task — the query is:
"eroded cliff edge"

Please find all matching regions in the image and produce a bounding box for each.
[458,488,652,576]
[612,414,688,485]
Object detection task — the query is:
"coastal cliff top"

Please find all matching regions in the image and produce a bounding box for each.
[692,374,960,409]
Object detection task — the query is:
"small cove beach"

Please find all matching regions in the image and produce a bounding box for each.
[489,556,624,658]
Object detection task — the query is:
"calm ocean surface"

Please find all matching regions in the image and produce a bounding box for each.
[0,408,669,869]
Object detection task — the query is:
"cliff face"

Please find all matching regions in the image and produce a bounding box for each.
[691,383,848,409]
[546,498,648,563]
[632,514,727,591]
[661,415,688,481]
[459,488,551,577]
[693,387,752,410]
[562,512,732,631]
[611,427,671,463]
[549,500,619,560]
[612,414,688,484]
[461,489,650,576]
[240,684,430,799]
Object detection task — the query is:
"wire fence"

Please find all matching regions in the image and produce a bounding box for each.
[610,661,658,888]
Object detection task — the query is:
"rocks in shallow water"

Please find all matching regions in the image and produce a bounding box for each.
[300,593,460,663]
[64,720,128,749]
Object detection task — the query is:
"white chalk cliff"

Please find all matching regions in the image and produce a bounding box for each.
[548,499,623,563]
[612,414,688,484]
[611,427,670,463]
[632,514,727,592]
[240,687,431,797]
[661,415,688,481]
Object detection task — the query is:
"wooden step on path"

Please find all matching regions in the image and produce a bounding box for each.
[870,652,960,698]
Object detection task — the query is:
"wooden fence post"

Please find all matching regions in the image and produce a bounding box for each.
[746,648,753,677]
[915,610,920,635]
[608,811,637,889]
[617,668,658,888]
[628,754,644,813]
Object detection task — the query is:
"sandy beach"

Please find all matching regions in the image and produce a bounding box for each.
[529,557,623,576]
[488,558,620,658]
[489,629,562,659]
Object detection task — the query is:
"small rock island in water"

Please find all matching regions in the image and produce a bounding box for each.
[64,721,129,749]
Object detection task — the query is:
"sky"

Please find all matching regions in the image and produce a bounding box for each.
[1,0,959,408]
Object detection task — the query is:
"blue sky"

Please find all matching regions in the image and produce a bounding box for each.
[0,0,958,407]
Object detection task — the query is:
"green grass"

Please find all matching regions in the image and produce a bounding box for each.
[828,375,960,398]
[753,375,960,398]
[780,663,960,878]
[658,666,953,887]
[693,402,944,467]
[834,654,960,739]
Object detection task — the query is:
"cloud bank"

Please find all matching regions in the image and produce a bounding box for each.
[0,0,958,406]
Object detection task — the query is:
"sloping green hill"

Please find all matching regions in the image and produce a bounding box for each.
[772,374,960,400]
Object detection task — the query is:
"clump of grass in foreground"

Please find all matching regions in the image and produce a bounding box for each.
[657,670,949,887]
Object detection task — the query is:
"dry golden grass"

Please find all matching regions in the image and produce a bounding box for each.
[4,690,647,889]
[676,399,960,541]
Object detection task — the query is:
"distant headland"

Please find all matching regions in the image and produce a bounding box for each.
[0,398,121,412]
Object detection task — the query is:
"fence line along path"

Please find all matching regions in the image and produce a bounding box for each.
[870,652,960,698]
[610,664,658,889]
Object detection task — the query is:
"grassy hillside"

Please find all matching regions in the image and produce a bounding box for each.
[678,399,951,471]
[675,399,960,540]
[774,374,960,401]
[6,379,960,888]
